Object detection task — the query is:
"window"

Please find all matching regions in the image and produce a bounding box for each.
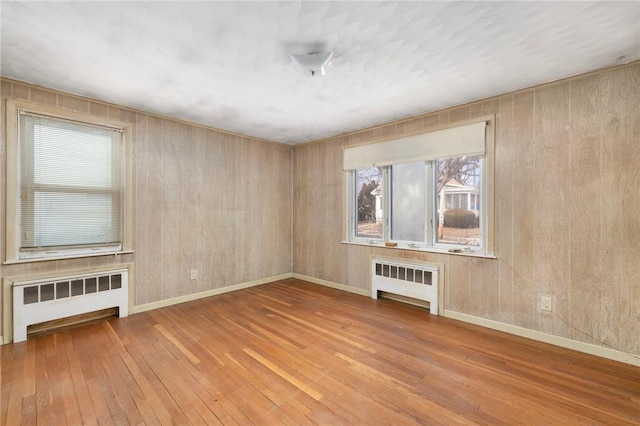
[6,101,132,261]
[435,155,482,247]
[355,167,383,239]
[391,162,426,242]
[344,119,494,255]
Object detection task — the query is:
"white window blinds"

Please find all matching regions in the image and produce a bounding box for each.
[343,121,486,170]
[19,112,123,253]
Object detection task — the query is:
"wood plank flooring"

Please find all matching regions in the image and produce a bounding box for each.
[2,278,639,425]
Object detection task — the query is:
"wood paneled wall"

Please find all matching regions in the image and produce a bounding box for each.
[293,62,640,357]
[0,79,292,336]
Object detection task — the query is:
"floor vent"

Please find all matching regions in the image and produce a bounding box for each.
[371,257,440,315]
[12,269,129,343]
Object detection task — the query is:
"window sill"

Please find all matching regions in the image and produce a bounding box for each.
[340,241,496,259]
[3,250,134,265]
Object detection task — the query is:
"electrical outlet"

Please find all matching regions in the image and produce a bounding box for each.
[190,270,197,280]
[541,296,552,312]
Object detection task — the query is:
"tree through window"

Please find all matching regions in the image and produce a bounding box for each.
[355,167,382,239]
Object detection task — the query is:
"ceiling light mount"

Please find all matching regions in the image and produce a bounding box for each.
[290,51,333,77]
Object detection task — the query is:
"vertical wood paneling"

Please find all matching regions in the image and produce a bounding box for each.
[57,94,89,113]
[291,63,640,357]
[133,113,150,304]
[180,123,201,293]
[11,82,30,101]
[469,257,499,317]
[318,139,344,284]
[198,128,220,289]
[599,68,625,350]
[89,101,109,118]
[533,83,571,335]
[160,120,182,299]
[346,244,371,291]
[247,139,265,281]
[29,87,57,106]
[280,145,293,273]
[397,117,423,135]
[218,133,237,287]
[302,142,320,276]
[145,116,164,303]
[423,114,440,130]
[292,146,305,274]
[446,255,470,312]
[619,65,640,354]
[234,137,249,284]
[569,75,602,344]
[495,95,515,323]
[510,90,536,330]
[0,82,8,314]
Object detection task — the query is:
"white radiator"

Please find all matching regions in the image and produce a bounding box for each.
[12,269,129,342]
[371,257,440,315]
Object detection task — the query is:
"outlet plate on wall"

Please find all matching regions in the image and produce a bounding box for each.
[541,296,552,312]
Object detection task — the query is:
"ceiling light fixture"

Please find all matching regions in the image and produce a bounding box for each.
[290,51,334,77]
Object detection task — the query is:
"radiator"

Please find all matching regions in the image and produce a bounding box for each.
[12,269,129,342]
[371,257,440,315]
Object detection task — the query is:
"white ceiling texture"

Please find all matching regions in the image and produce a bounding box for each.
[1,1,639,144]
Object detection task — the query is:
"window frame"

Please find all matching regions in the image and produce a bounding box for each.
[344,117,495,257]
[5,100,133,263]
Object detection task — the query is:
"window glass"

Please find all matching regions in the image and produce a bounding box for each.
[355,167,382,239]
[391,162,426,242]
[435,156,481,247]
[33,122,115,187]
[33,192,116,247]
[17,112,124,258]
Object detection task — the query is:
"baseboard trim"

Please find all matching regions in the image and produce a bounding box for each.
[291,273,370,297]
[133,273,294,314]
[443,310,640,367]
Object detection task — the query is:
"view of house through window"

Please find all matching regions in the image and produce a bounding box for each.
[436,155,481,247]
[351,155,484,250]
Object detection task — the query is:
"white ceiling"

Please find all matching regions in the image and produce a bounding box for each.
[1,1,639,144]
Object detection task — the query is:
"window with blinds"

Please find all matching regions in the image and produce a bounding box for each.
[14,110,125,260]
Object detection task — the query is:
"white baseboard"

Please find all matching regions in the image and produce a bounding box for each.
[133,273,294,314]
[443,310,640,368]
[291,273,370,297]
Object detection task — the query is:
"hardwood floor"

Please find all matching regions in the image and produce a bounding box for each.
[2,278,639,425]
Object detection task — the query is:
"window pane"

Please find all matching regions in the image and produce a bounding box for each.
[391,162,425,242]
[19,113,123,253]
[436,156,481,246]
[28,192,118,247]
[355,167,382,239]
[33,122,117,188]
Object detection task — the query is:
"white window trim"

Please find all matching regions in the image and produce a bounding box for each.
[5,99,133,263]
[344,116,495,257]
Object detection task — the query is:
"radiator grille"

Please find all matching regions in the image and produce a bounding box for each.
[21,273,122,305]
[374,263,433,285]
[371,258,440,315]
